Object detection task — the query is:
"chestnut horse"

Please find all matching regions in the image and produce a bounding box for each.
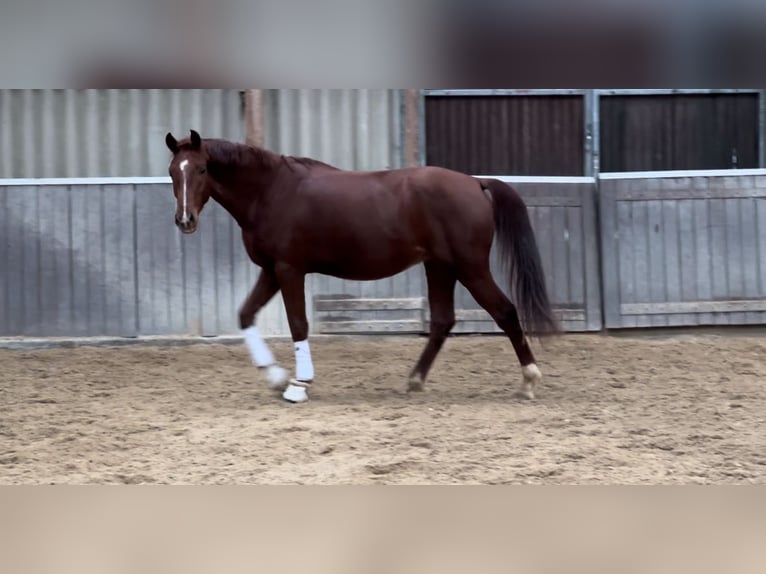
[165,130,558,403]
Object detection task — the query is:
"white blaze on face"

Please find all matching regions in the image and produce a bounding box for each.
[179,159,190,224]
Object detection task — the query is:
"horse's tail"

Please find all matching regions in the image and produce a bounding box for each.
[477,177,560,336]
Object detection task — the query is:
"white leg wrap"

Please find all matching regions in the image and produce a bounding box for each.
[519,363,542,400]
[294,339,314,382]
[265,365,289,390]
[243,326,275,367]
[522,363,542,381]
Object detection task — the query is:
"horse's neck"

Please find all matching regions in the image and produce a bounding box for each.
[209,165,279,229]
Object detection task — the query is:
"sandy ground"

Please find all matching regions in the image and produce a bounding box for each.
[1,333,765,484]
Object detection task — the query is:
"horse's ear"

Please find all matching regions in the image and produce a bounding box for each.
[190,129,202,150]
[165,132,179,153]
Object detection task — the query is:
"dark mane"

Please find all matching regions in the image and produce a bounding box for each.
[284,155,339,171]
[187,138,279,171]
[182,138,338,174]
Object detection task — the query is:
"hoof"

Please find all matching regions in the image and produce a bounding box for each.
[519,363,542,401]
[263,365,289,391]
[407,378,424,393]
[282,380,310,403]
[513,388,535,401]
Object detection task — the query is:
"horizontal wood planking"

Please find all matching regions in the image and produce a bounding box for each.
[314,298,426,312]
[315,320,425,334]
[621,301,766,315]
[600,174,766,328]
[451,181,602,333]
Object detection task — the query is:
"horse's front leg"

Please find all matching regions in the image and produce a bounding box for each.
[275,263,314,404]
[239,268,290,391]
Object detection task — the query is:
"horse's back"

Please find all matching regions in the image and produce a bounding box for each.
[299,163,491,234]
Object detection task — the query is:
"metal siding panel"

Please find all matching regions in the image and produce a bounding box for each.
[199,206,219,336]
[63,91,78,178]
[56,185,75,334]
[0,92,11,177]
[68,186,92,336]
[230,225,250,333]
[0,188,5,332]
[22,187,40,335]
[0,188,6,333]
[135,187,158,335]
[101,185,138,336]
[91,186,110,334]
[262,90,400,172]
[36,186,72,336]
[52,185,73,335]
[259,291,289,338]
[165,200,188,334]
[4,188,25,334]
[181,219,203,335]
[135,183,184,335]
[67,188,87,337]
[20,91,36,178]
[0,90,245,178]
[213,204,237,334]
[85,91,102,176]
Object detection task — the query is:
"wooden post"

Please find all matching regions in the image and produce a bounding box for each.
[244,89,265,147]
[403,89,422,167]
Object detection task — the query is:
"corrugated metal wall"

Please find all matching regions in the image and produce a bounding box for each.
[0,90,245,178]
[0,89,404,178]
[4,90,766,340]
[599,93,759,172]
[262,89,403,170]
[423,95,585,176]
[600,171,766,328]
[0,89,408,339]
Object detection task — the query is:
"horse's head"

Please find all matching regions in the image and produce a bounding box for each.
[165,129,211,234]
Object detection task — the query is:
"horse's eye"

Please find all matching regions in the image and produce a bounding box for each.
[199,167,206,174]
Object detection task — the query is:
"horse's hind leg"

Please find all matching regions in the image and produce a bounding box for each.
[239,268,290,390]
[275,263,314,404]
[459,269,541,399]
[408,262,457,392]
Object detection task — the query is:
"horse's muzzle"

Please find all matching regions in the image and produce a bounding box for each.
[175,213,197,234]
